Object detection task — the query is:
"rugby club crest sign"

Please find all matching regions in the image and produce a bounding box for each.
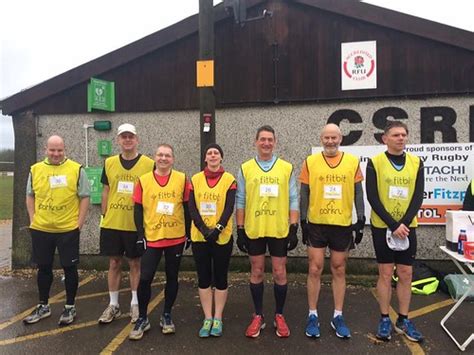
[341,41,377,91]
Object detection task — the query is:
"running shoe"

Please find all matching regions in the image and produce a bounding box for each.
[395,318,423,342]
[130,304,139,324]
[305,314,320,338]
[210,318,223,337]
[376,317,392,341]
[331,315,351,339]
[129,317,151,340]
[98,305,121,324]
[199,318,213,338]
[160,313,176,334]
[58,305,76,326]
[23,304,51,324]
[245,314,266,338]
[274,314,290,338]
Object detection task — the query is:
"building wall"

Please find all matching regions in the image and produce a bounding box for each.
[36,95,473,259]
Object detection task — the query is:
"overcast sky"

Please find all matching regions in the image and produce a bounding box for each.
[1,0,473,150]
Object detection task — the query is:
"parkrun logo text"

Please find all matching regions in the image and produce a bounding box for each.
[152,215,179,230]
[109,197,133,211]
[254,201,276,218]
[319,200,342,215]
[38,198,67,212]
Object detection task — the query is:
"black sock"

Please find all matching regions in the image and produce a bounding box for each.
[63,265,78,306]
[397,313,408,322]
[250,282,264,316]
[274,283,287,315]
[381,313,389,319]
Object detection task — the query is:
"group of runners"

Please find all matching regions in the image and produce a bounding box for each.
[24,119,446,344]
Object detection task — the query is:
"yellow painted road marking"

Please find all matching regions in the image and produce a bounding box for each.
[370,288,425,355]
[0,320,97,346]
[409,299,454,319]
[100,290,165,355]
[0,275,95,331]
[60,282,161,302]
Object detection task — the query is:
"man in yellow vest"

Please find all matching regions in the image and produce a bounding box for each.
[23,135,90,326]
[129,144,191,340]
[366,121,424,343]
[299,123,365,339]
[462,179,474,211]
[236,125,299,338]
[98,124,154,324]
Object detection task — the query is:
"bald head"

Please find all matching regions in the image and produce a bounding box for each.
[320,124,342,157]
[320,123,342,138]
[45,135,66,165]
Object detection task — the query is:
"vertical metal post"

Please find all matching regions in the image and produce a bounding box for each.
[199,0,216,169]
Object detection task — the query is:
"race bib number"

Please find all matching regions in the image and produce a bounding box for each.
[323,184,342,199]
[260,184,279,197]
[49,175,67,188]
[117,181,134,194]
[389,186,409,200]
[200,202,217,216]
[156,201,175,215]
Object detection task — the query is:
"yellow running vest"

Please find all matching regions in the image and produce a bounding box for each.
[307,152,359,226]
[30,159,81,233]
[190,171,235,245]
[139,170,186,242]
[102,155,154,231]
[370,152,420,228]
[242,158,292,239]
[471,179,474,194]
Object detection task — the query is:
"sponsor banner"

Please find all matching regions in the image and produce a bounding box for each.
[341,41,377,91]
[312,143,474,224]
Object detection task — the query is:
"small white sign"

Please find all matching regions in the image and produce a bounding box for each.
[117,181,134,194]
[156,201,175,215]
[49,175,67,188]
[341,41,377,91]
[200,202,217,216]
[260,184,279,197]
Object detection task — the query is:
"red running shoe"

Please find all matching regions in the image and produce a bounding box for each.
[274,314,290,338]
[245,314,266,338]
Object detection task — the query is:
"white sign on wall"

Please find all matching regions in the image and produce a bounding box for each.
[341,41,377,91]
[312,143,474,224]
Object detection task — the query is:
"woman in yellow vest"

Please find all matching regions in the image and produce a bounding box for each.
[188,144,236,338]
[129,144,191,340]
[462,179,474,211]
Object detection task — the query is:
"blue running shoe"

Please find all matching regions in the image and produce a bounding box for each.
[210,318,223,337]
[331,315,351,339]
[395,318,423,342]
[376,317,392,341]
[305,314,320,338]
[199,318,213,338]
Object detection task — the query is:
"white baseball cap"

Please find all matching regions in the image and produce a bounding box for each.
[117,123,137,136]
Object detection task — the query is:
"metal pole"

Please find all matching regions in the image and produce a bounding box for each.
[199,0,216,169]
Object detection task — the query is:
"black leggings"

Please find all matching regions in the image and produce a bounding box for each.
[38,264,78,305]
[137,243,184,318]
[192,237,233,290]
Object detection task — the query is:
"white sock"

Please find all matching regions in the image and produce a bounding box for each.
[109,291,119,306]
[333,310,343,318]
[131,291,138,305]
[65,304,75,309]
[309,309,318,317]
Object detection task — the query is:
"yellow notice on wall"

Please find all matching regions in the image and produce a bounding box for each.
[196,60,214,87]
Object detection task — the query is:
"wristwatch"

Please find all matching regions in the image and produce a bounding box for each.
[216,223,224,232]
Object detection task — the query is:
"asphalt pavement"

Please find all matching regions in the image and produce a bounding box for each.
[0,269,472,354]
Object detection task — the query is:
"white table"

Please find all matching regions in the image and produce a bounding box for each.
[440,246,474,351]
